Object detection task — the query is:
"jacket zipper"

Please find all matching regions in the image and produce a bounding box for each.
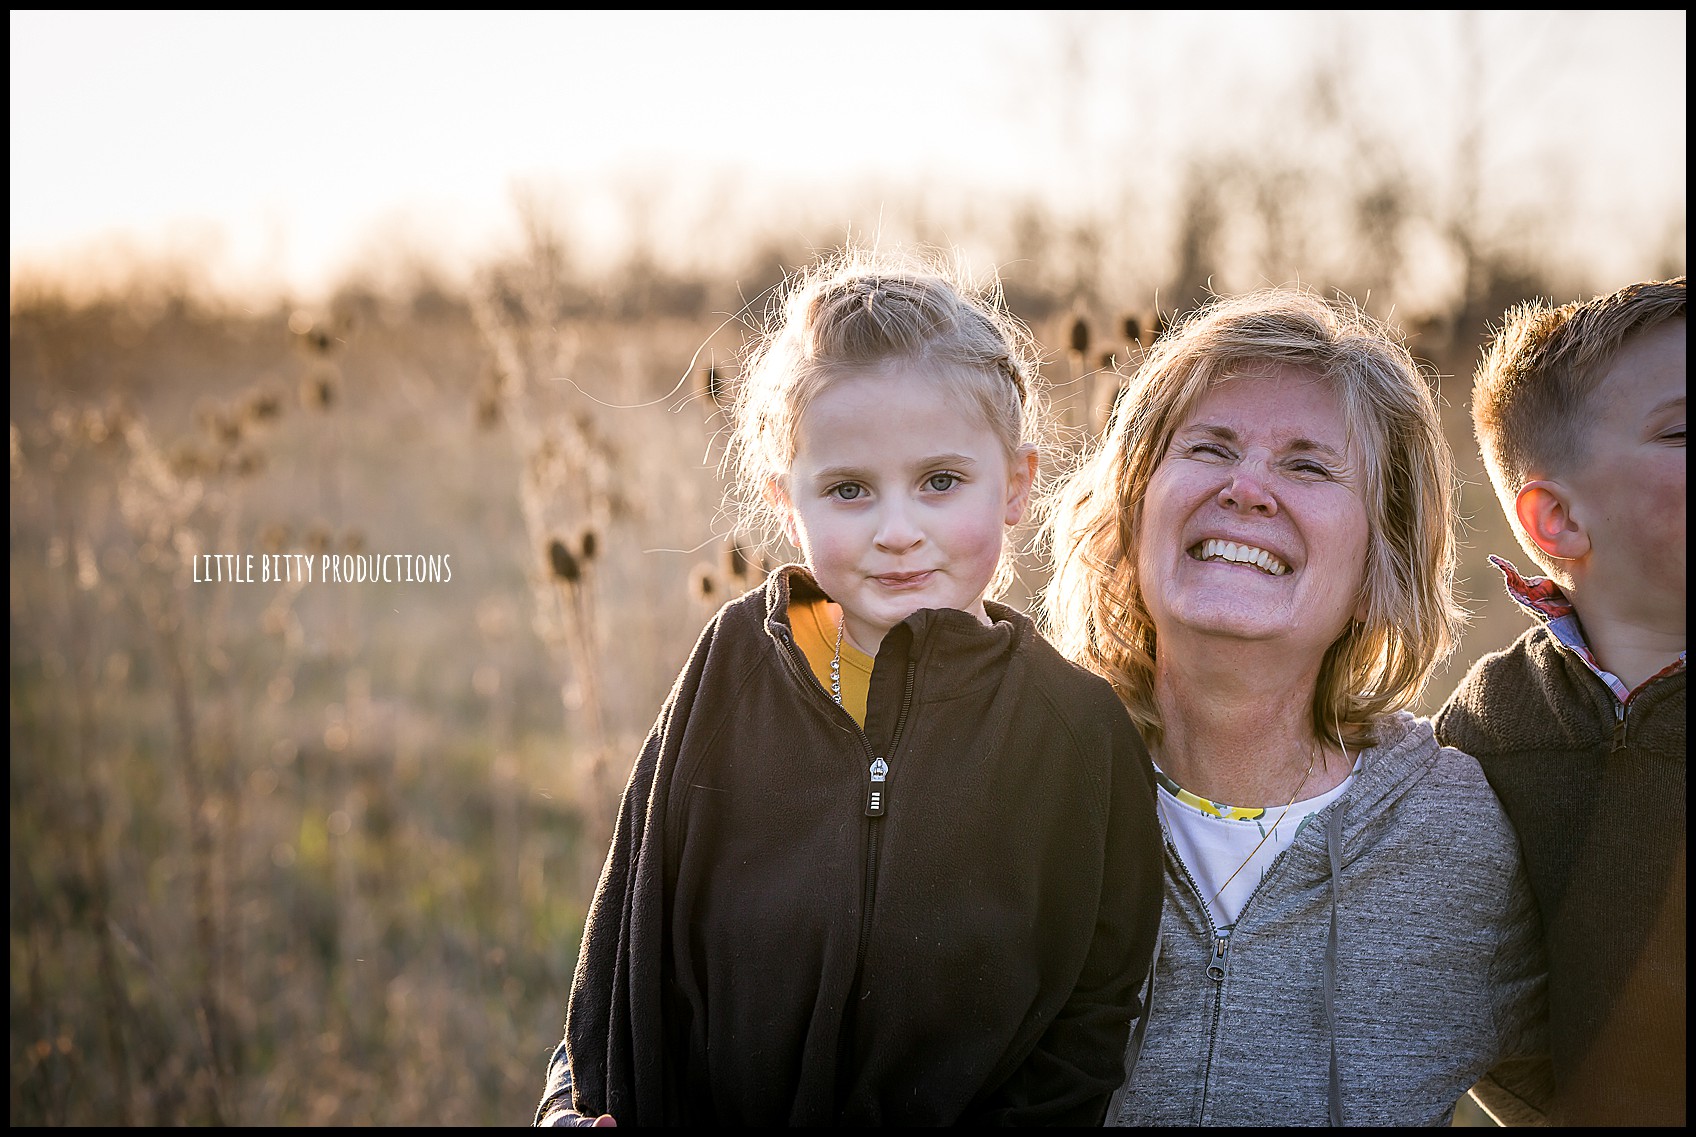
[780,621,922,1004]
[864,659,917,816]
[855,658,918,969]
[1610,700,1628,753]
[1163,817,1301,1124]
[1164,840,1229,1122]
[835,649,918,1100]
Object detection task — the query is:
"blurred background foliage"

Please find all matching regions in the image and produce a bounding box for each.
[10,36,1685,1126]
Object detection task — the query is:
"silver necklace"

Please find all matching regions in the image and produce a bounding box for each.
[829,616,844,706]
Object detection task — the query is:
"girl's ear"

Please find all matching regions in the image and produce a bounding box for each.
[765,476,802,548]
[1004,446,1039,526]
[1514,480,1591,561]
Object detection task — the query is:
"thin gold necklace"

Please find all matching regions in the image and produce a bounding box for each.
[1212,743,1321,902]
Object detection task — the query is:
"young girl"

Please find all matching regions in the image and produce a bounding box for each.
[535,247,1161,1127]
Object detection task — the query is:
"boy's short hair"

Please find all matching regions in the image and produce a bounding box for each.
[1471,277,1686,574]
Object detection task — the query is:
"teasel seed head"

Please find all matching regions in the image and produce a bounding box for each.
[705,365,729,407]
[1068,314,1091,357]
[245,388,284,424]
[687,563,716,601]
[301,368,336,411]
[548,538,581,583]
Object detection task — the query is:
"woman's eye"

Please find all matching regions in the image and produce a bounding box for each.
[1291,460,1332,477]
[925,472,961,492]
[1188,443,1231,460]
[829,483,865,501]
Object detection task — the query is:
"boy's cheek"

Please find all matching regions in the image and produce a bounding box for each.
[1605,460,1685,592]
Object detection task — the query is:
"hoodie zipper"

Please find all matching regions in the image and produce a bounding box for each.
[1163,840,1230,1121]
[856,658,918,969]
[1163,808,1314,1124]
[778,622,921,990]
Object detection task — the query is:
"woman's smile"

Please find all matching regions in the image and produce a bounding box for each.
[1188,538,1291,576]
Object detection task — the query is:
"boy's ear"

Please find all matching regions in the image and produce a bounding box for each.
[764,476,801,548]
[1514,480,1592,562]
[1004,446,1039,526]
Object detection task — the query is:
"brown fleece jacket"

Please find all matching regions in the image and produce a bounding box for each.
[553,566,1161,1126]
[1435,625,1685,1127]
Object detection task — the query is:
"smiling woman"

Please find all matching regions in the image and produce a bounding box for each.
[1137,366,1372,702]
[1043,287,1551,1126]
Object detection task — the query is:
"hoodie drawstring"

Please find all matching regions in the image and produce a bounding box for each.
[1323,803,1347,1126]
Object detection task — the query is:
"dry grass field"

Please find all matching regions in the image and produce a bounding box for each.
[10,196,1677,1124]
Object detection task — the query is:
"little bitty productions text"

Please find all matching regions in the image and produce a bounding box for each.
[193,553,452,584]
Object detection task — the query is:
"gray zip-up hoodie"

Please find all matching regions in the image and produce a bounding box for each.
[1109,711,1547,1127]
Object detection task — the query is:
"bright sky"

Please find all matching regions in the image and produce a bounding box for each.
[10,10,1687,300]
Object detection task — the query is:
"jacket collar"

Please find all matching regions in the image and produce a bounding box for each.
[759,563,1025,689]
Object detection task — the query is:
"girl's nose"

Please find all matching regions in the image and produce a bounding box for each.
[873,502,924,553]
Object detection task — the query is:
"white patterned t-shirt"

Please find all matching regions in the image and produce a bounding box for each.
[1155,759,1359,929]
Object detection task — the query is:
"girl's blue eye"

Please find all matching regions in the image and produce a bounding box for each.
[829,483,864,501]
[926,472,961,492]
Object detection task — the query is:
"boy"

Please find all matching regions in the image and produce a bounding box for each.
[1436,277,1685,1126]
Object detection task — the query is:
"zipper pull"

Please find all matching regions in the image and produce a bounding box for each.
[865,757,888,817]
[1206,933,1229,983]
[1611,703,1628,754]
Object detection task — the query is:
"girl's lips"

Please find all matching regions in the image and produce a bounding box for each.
[871,570,935,588]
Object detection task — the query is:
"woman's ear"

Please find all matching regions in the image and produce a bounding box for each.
[1004,446,1040,526]
[1514,480,1591,562]
[764,477,801,548]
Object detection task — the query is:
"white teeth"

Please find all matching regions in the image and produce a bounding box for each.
[1192,538,1290,576]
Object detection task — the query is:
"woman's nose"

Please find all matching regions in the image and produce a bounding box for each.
[1217,468,1277,514]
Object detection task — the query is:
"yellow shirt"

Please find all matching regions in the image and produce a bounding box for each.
[791,596,873,728]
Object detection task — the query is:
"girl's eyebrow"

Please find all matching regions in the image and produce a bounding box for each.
[914,452,979,469]
[1178,423,1346,461]
[810,453,980,482]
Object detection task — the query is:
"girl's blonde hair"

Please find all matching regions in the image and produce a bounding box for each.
[1041,287,1464,749]
[722,244,1053,599]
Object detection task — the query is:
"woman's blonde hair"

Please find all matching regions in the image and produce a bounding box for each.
[1041,287,1463,748]
[722,244,1053,598]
